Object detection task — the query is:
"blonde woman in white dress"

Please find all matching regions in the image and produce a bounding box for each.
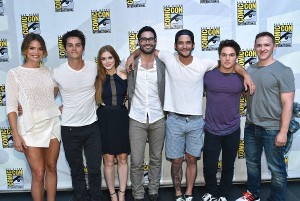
[6,33,61,201]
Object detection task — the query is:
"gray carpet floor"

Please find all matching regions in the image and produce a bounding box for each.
[1,180,299,201]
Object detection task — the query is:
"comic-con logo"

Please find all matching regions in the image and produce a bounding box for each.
[200,0,219,3]
[237,49,256,116]
[284,156,288,169]
[0,0,4,16]
[1,128,13,148]
[238,49,257,68]
[216,160,222,180]
[0,39,9,62]
[239,95,246,116]
[54,0,74,12]
[6,168,24,189]
[201,27,221,51]
[274,23,293,47]
[238,139,245,159]
[143,161,149,184]
[84,166,89,187]
[21,14,41,37]
[58,35,67,59]
[164,5,183,29]
[127,0,146,8]
[237,1,257,25]
[91,9,111,33]
[128,31,138,54]
[0,84,5,106]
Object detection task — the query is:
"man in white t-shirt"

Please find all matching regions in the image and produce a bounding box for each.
[127,29,254,201]
[160,30,216,201]
[52,30,102,201]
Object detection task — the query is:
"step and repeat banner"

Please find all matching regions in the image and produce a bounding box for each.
[0,0,300,192]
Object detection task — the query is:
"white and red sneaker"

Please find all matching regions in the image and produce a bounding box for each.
[236,191,260,201]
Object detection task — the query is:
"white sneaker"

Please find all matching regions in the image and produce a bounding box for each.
[176,195,185,201]
[236,191,260,201]
[218,197,227,201]
[185,195,193,201]
[202,193,218,201]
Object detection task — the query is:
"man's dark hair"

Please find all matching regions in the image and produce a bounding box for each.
[255,31,275,45]
[62,29,86,48]
[218,39,241,56]
[175,29,194,44]
[137,26,157,40]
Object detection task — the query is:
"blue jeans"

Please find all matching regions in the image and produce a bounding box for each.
[61,121,102,201]
[244,124,287,201]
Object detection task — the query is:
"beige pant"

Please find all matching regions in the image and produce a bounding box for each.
[129,117,166,199]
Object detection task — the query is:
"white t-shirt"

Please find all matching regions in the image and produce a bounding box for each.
[158,50,217,115]
[52,61,98,126]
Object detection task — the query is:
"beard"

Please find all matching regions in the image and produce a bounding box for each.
[140,44,156,55]
[176,49,192,58]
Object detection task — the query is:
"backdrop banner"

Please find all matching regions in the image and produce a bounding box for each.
[0,0,299,191]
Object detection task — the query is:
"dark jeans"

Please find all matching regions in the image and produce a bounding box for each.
[62,121,102,201]
[244,124,287,201]
[203,128,240,198]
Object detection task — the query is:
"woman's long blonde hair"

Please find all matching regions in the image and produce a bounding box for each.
[95,45,121,104]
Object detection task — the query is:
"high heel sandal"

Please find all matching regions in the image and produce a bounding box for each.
[118,190,126,201]
[110,192,118,201]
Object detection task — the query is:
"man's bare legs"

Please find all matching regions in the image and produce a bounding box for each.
[171,157,184,197]
[185,153,197,196]
[171,153,197,199]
